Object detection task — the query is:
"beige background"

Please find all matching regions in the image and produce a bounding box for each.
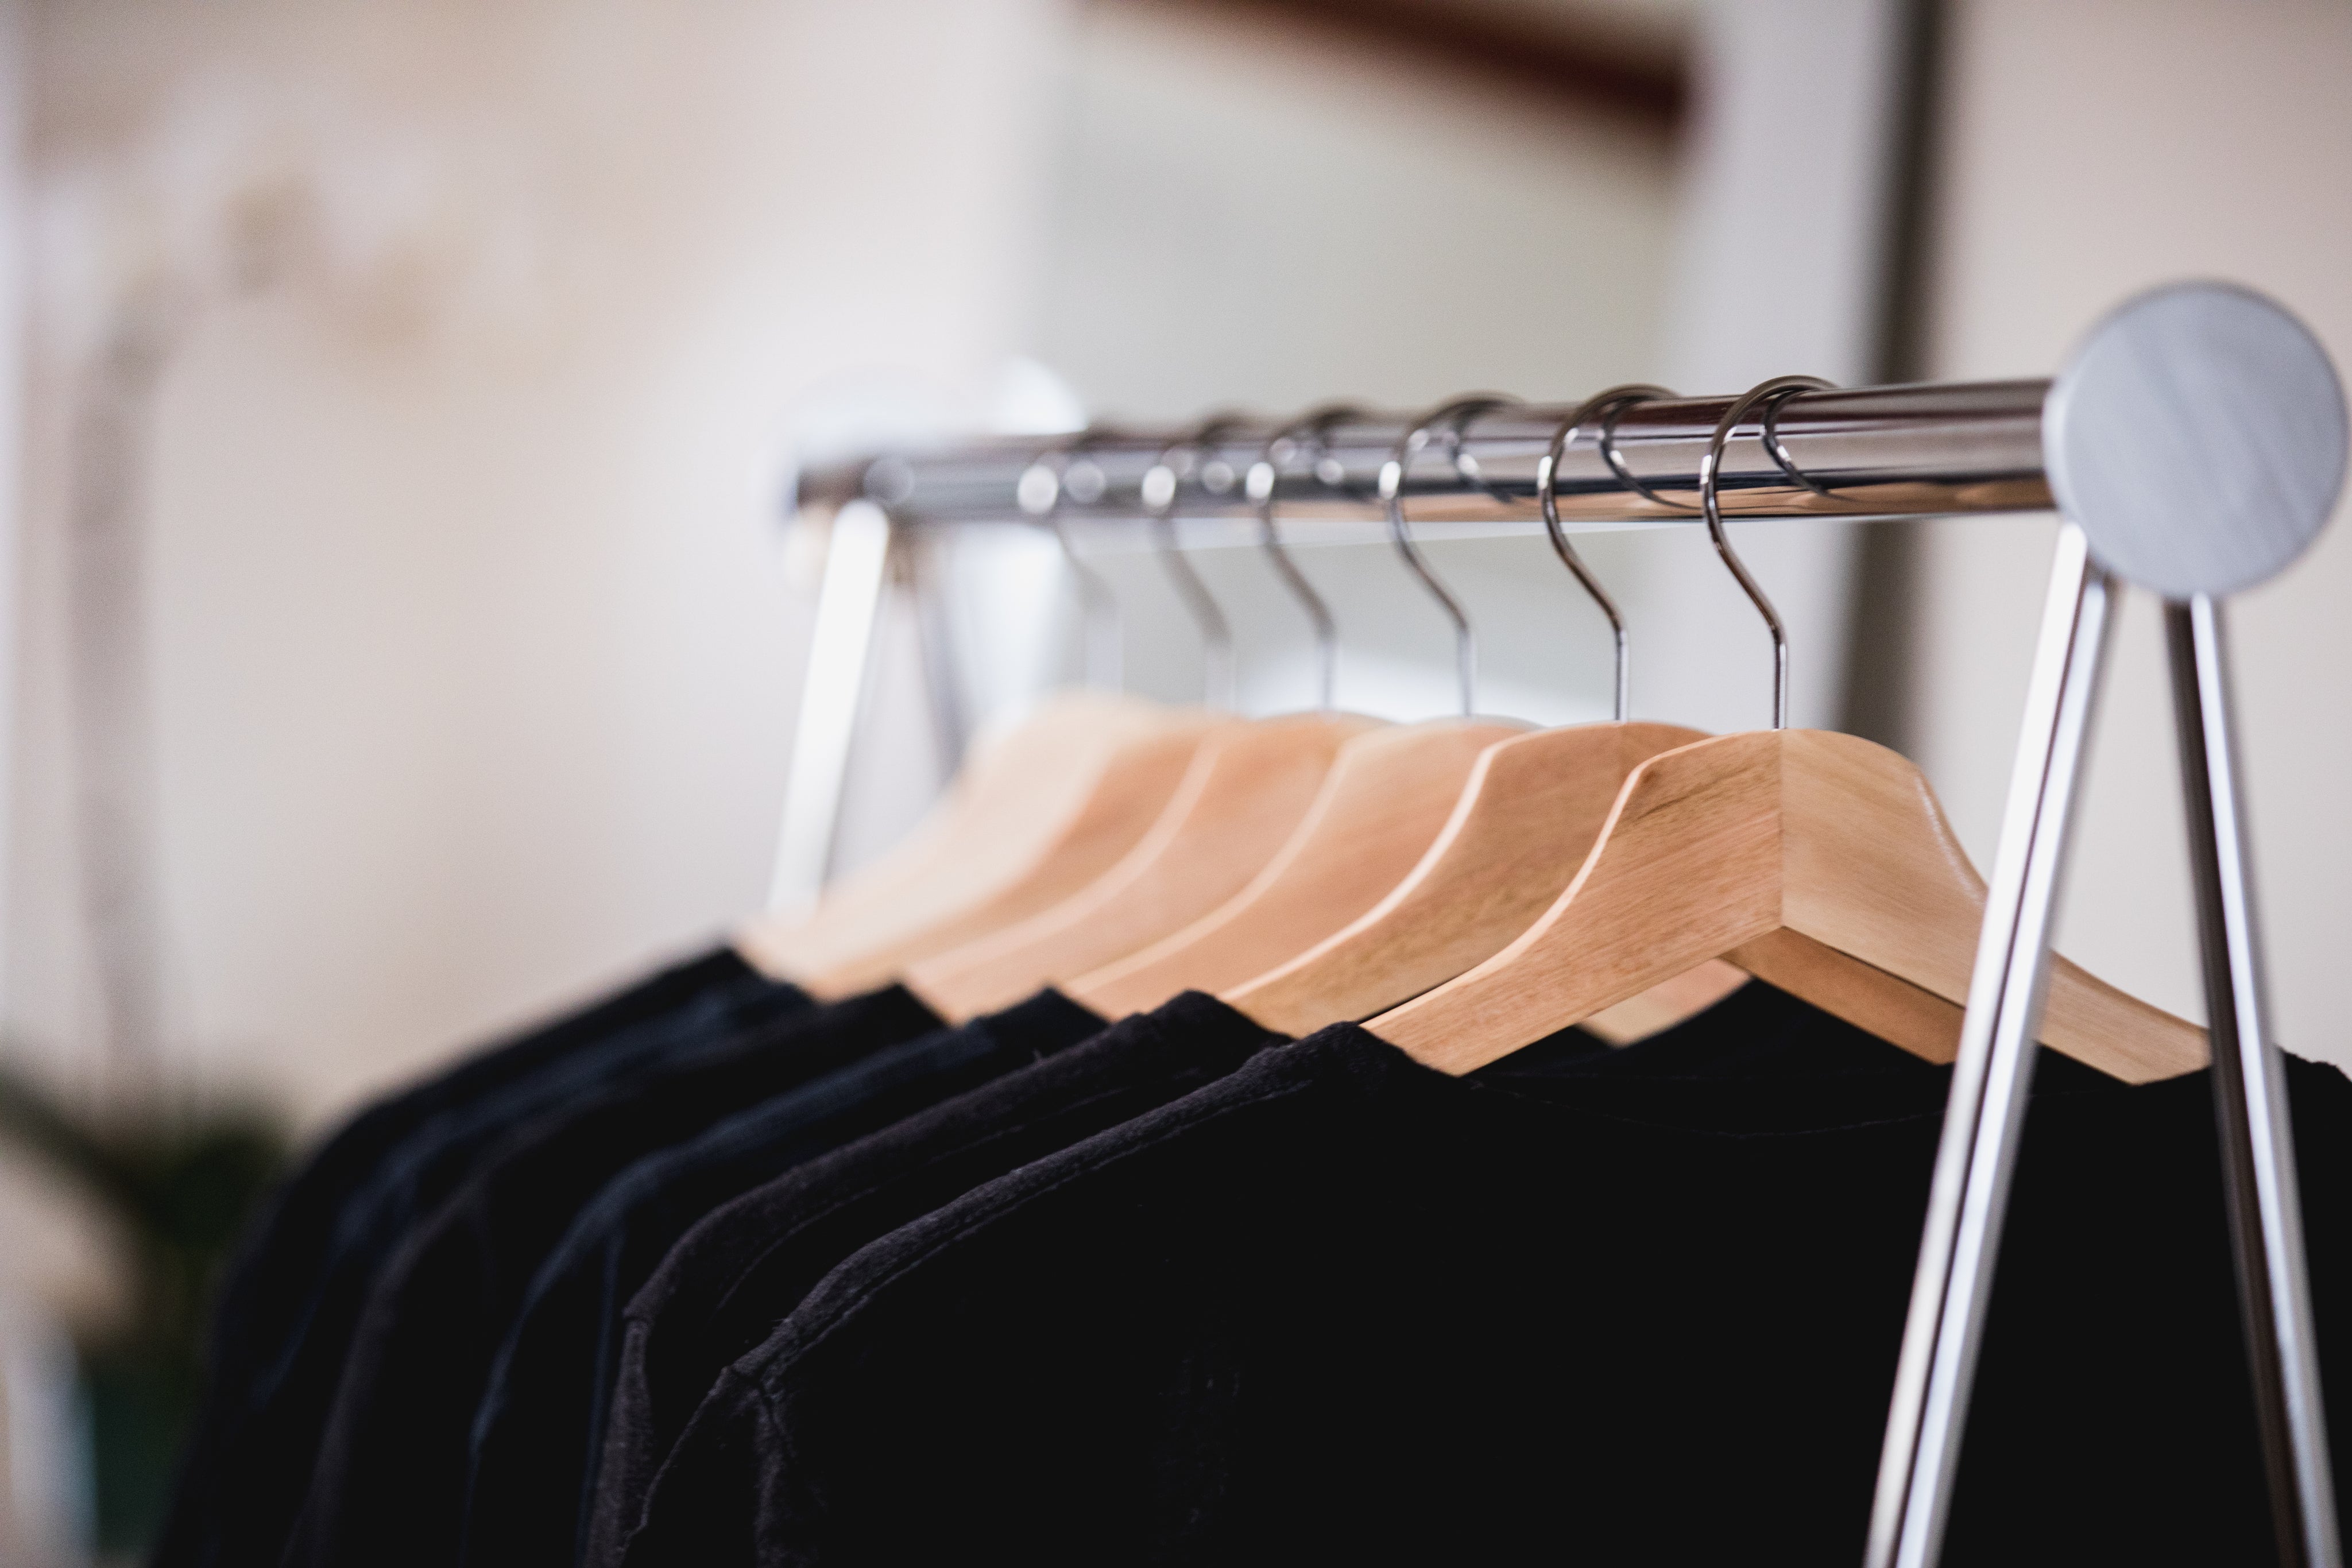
[0,0,2342,1206]
[1902,0,2352,1060]
[1,0,2343,1214]
[2,0,1713,1131]
[5,0,1063,1123]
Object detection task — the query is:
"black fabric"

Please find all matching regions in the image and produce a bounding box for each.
[282,984,942,1568]
[623,989,2352,1567]
[594,983,1843,1566]
[587,984,1861,1567]
[152,946,805,1568]
[583,990,1286,1568]
[458,988,1106,1568]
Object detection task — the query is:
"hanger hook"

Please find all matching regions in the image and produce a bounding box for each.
[1697,375,1833,729]
[1144,415,1247,710]
[1382,394,1515,717]
[1597,388,1700,514]
[1248,403,1361,710]
[1020,428,1125,690]
[1541,385,1674,722]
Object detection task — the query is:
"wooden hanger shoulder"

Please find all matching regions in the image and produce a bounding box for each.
[1769,728,2203,1081]
[906,711,1384,1022]
[1063,717,1526,1018]
[1225,721,1704,1036]
[737,692,1198,983]
[795,715,1230,998]
[1366,729,2206,1083]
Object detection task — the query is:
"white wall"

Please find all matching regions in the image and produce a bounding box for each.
[5,0,1066,1125]
[1005,0,1906,742]
[1626,0,1905,735]
[0,0,1933,1140]
[1908,0,2352,1067]
[1020,0,1684,727]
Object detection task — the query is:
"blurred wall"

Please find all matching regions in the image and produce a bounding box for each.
[997,0,1906,745]
[0,0,1929,1141]
[1016,0,1684,727]
[5,0,1065,1125]
[1904,0,2352,1068]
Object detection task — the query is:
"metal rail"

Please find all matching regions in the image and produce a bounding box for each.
[798,378,2052,527]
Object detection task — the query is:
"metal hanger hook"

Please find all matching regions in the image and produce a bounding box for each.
[1248,403,1362,710]
[1019,428,1127,690]
[1144,414,1248,710]
[1382,394,1516,717]
[1697,374,1833,729]
[1541,384,1675,722]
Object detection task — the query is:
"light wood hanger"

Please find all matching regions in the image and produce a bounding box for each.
[1365,726,2205,1081]
[736,691,1206,983]
[1066,717,1526,1017]
[1579,958,1751,1044]
[1364,378,2206,1083]
[748,428,1236,992]
[792,714,1232,999]
[905,710,1382,1021]
[1225,719,1705,1033]
[1224,388,1712,1039]
[908,417,1406,1021]
[1066,405,1533,1017]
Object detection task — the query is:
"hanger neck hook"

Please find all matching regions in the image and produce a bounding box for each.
[1382,394,1515,717]
[1697,375,1833,730]
[1020,428,1125,690]
[1145,415,1246,710]
[1249,404,1361,710]
[1597,389,1701,514]
[1541,385,1673,723]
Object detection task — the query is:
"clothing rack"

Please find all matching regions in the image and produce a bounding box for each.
[780,282,2347,1568]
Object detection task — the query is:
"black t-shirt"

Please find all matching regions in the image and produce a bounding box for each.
[457,989,1107,1568]
[590,982,1929,1567]
[281,985,942,1568]
[583,990,1287,1568]
[153,946,806,1568]
[622,997,2352,1566]
[597,983,1916,1565]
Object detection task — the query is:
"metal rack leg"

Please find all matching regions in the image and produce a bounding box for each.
[907,529,970,778]
[766,501,894,912]
[2168,594,2342,1568]
[1867,522,2116,1568]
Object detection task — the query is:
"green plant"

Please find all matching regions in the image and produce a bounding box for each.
[0,1062,288,1554]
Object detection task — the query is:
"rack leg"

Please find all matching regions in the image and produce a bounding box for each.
[766,501,893,912]
[907,529,970,777]
[2168,594,2341,1568]
[1867,522,2115,1568]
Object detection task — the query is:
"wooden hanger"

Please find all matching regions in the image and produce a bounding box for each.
[1063,402,1588,1019]
[1365,726,2206,1081]
[736,691,1208,984]
[794,714,1233,998]
[1065,717,1526,1017]
[904,711,1383,1021]
[1225,719,1706,1034]
[748,429,1205,988]
[1364,378,2205,1083]
[908,409,1415,1022]
[1224,388,1716,1039]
